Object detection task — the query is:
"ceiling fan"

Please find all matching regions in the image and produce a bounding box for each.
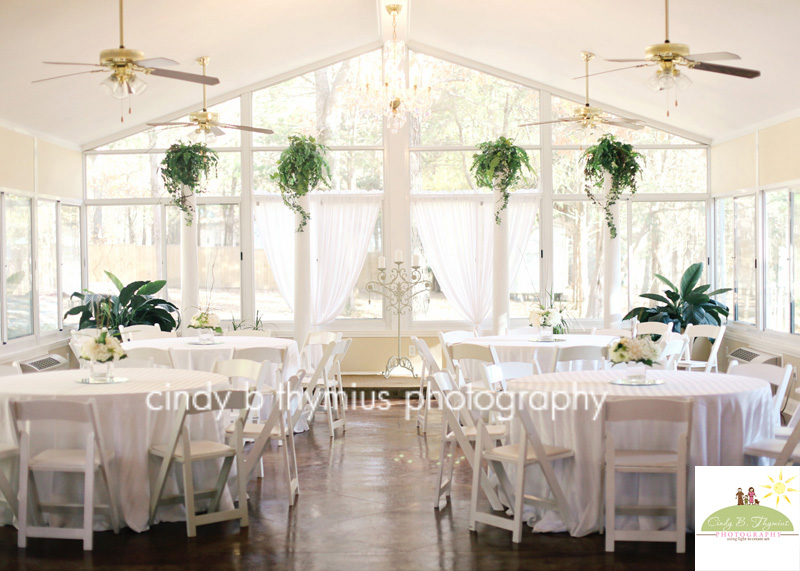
[520,52,645,135]
[33,0,219,119]
[146,56,274,143]
[590,0,760,93]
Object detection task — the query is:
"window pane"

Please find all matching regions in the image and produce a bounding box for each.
[86,153,163,199]
[411,220,462,321]
[638,149,707,194]
[765,191,790,332]
[204,152,241,196]
[198,204,240,320]
[552,150,583,194]
[252,50,382,147]
[734,196,757,324]
[410,52,540,146]
[510,200,540,318]
[87,205,159,293]
[715,198,734,313]
[5,195,33,339]
[411,150,539,193]
[37,201,58,332]
[623,201,707,309]
[61,205,82,326]
[340,212,382,319]
[254,150,383,194]
[553,202,603,319]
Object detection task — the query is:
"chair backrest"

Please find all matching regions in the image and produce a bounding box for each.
[430,371,479,458]
[303,341,340,389]
[483,362,535,392]
[727,362,793,420]
[331,338,352,369]
[411,336,441,378]
[119,324,169,342]
[300,331,342,370]
[234,346,286,368]
[213,358,264,389]
[634,321,674,337]
[123,347,174,368]
[591,327,632,338]
[184,390,248,414]
[604,397,693,457]
[659,336,688,370]
[0,364,21,377]
[451,343,498,387]
[224,330,274,337]
[684,324,726,371]
[552,345,606,372]
[437,330,477,374]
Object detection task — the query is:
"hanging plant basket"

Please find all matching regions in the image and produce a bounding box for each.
[271,135,332,232]
[160,142,219,226]
[471,136,536,224]
[582,133,643,239]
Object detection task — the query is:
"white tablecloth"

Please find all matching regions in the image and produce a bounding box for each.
[506,370,774,536]
[0,368,229,532]
[467,334,615,374]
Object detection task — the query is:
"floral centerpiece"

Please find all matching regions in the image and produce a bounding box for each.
[79,328,126,382]
[529,294,569,339]
[608,336,661,384]
[188,311,223,344]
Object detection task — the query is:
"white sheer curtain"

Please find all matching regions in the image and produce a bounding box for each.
[309,193,380,326]
[412,193,538,326]
[254,196,295,310]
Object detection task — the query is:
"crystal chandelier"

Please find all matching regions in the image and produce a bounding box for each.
[356,3,433,133]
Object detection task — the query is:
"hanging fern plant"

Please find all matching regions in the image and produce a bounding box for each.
[160,141,219,226]
[582,133,643,239]
[271,135,332,232]
[471,136,536,224]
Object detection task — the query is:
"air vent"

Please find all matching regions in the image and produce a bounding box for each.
[728,347,781,366]
[17,353,68,373]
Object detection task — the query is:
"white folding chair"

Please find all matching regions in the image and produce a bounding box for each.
[469,391,574,543]
[297,339,349,438]
[658,336,689,371]
[430,371,506,512]
[238,372,306,506]
[776,407,800,440]
[0,364,21,376]
[450,343,499,387]
[552,345,606,373]
[411,336,442,434]
[12,399,120,550]
[604,398,693,553]
[119,324,176,342]
[634,321,674,339]
[677,324,726,373]
[116,347,174,368]
[438,330,478,375]
[234,346,287,384]
[224,330,274,337]
[744,418,800,466]
[728,362,793,425]
[299,331,342,372]
[148,390,249,537]
[483,362,535,392]
[591,327,632,338]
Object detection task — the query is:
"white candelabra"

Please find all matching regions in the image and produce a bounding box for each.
[366,251,432,378]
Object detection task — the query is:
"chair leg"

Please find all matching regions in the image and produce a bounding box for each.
[182,460,197,538]
[468,442,482,531]
[605,465,615,552]
[258,456,265,479]
[236,449,249,529]
[210,456,235,512]
[434,437,454,509]
[17,463,28,549]
[98,464,120,534]
[511,464,526,543]
[324,389,336,438]
[82,466,95,550]
[676,468,687,553]
[0,467,18,522]
[285,426,300,505]
[148,455,174,528]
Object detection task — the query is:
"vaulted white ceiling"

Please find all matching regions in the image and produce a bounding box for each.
[0,0,796,148]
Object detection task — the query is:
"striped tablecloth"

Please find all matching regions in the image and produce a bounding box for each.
[506,370,773,536]
[0,368,229,532]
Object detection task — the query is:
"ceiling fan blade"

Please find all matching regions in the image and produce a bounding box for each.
[210,126,226,137]
[43,61,105,67]
[691,61,760,78]
[146,67,220,85]
[146,122,195,127]
[573,63,651,80]
[606,58,649,63]
[213,122,274,135]
[136,57,179,68]
[32,69,107,83]
[602,119,646,130]
[686,51,740,62]
[519,119,573,127]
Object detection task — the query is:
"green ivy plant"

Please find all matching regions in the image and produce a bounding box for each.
[582,133,643,239]
[271,135,332,232]
[471,136,536,224]
[160,141,219,225]
[623,262,731,332]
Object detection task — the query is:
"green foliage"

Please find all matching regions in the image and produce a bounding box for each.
[271,135,332,232]
[230,311,274,333]
[471,136,535,224]
[64,271,180,337]
[160,142,219,225]
[623,262,731,331]
[582,134,644,238]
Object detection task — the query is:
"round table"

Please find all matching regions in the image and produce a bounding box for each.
[0,368,229,532]
[467,333,615,373]
[506,370,774,536]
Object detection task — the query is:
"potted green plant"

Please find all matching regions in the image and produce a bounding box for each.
[471,136,536,224]
[65,271,180,337]
[623,262,731,332]
[160,141,219,225]
[582,133,643,238]
[271,135,332,232]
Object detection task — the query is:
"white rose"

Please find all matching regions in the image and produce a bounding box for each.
[207,313,220,328]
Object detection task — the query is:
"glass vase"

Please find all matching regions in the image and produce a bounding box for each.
[90,360,114,383]
[198,328,215,345]
[539,325,554,341]
[625,363,647,382]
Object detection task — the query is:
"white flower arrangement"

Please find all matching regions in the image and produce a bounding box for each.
[79,329,127,363]
[608,336,661,366]
[189,311,222,333]
[529,294,569,333]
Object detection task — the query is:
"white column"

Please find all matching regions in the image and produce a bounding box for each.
[603,175,622,327]
[180,186,200,333]
[492,186,509,335]
[294,195,311,345]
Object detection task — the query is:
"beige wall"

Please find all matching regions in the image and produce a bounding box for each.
[341,335,442,373]
[38,140,82,199]
[758,116,800,187]
[0,126,35,192]
[710,133,756,194]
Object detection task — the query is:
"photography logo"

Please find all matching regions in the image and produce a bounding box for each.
[696,466,799,571]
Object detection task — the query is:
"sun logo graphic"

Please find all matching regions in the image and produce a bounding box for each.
[761,468,797,507]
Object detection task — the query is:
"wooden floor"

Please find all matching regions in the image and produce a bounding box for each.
[0,399,694,570]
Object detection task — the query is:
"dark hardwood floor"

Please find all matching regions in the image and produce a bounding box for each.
[0,398,694,570]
